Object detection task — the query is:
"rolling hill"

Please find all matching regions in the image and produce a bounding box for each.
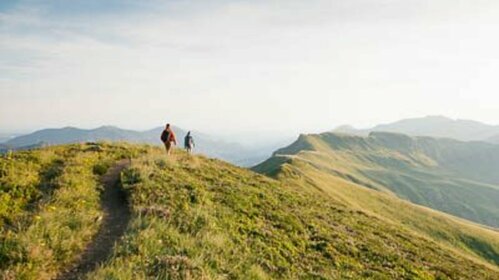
[3,126,266,166]
[255,131,499,228]
[4,126,210,149]
[335,116,499,143]
[0,133,20,144]
[1,143,499,279]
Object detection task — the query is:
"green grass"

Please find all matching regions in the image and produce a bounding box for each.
[89,148,499,279]
[260,132,499,228]
[271,157,499,266]
[2,143,499,279]
[0,143,149,279]
[255,132,499,268]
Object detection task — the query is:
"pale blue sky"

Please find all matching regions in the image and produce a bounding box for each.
[1,0,499,136]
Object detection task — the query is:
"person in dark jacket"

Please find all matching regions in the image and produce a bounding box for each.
[184,131,195,153]
[160,123,177,155]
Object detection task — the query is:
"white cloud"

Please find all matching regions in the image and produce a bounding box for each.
[1,0,499,135]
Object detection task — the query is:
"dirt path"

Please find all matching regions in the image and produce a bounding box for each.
[56,160,131,280]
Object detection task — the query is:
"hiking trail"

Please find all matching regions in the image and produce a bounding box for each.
[57,160,131,280]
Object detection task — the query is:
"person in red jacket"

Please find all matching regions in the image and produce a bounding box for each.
[160,123,177,155]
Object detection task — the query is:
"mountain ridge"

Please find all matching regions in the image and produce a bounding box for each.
[256,131,499,228]
[334,116,499,143]
[253,134,499,270]
[3,125,267,165]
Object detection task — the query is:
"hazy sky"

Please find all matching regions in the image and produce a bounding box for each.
[1,0,499,135]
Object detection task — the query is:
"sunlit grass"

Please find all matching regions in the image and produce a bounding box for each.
[0,143,150,279]
[91,148,499,279]
[2,143,499,279]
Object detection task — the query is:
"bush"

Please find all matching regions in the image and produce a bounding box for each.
[92,162,110,176]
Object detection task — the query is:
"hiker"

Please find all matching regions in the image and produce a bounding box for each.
[184,131,195,153]
[160,123,177,155]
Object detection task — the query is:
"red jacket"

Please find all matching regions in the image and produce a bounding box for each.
[168,130,177,144]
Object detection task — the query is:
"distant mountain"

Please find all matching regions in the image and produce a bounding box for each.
[335,116,499,142]
[0,133,20,144]
[6,126,143,147]
[488,134,499,144]
[4,126,259,164]
[332,125,368,136]
[255,131,499,228]
[0,144,8,153]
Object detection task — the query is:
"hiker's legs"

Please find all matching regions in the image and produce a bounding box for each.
[165,142,172,155]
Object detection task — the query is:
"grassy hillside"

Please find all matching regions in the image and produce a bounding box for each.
[90,149,499,279]
[258,132,499,228]
[2,143,499,279]
[0,143,148,279]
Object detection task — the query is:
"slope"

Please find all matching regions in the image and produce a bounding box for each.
[87,148,499,279]
[254,132,499,264]
[256,132,499,228]
[0,143,149,279]
[3,144,499,279]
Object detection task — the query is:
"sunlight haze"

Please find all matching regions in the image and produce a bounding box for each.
[1,0,499,135]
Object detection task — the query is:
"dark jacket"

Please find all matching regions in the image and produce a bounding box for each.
[184,134,194,148]
[161,129,177,144]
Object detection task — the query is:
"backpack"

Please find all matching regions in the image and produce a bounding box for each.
[160,130,170,142]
